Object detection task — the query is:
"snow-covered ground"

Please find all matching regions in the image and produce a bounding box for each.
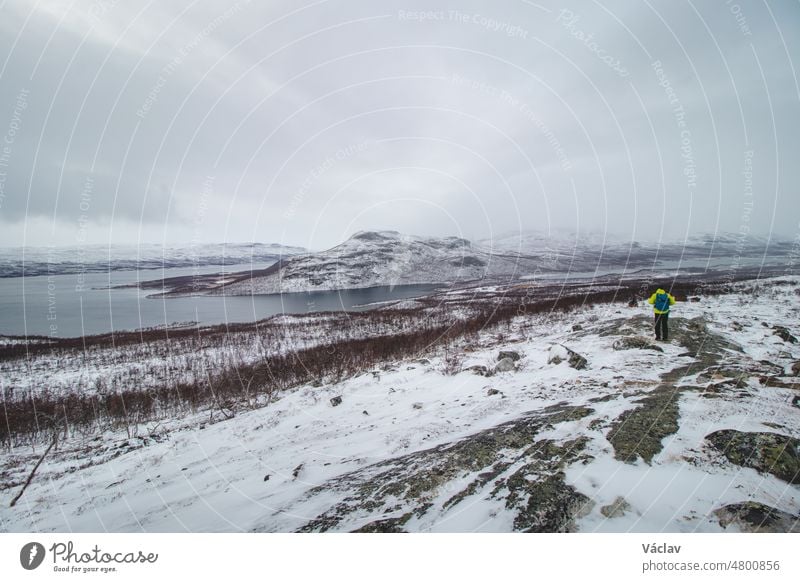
[1,276,798,532]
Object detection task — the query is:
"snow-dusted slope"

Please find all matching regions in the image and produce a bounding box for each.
[215,231,537,295]
[478,230,793,274]
[0,242,306,278]
[2,276,798,532]
[201,230,794,296]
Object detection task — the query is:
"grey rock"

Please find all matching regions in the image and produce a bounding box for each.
[498,350,521,362]
[600,496,632,518]
[568,350,588,370]
[330,396,342,407]
[791,361,800,376]
[714,502,799,533]
[612,336,664,352]
[412,402,423,410]
[773,326,798,344]
[547,344,588,370]
[706,429,800,484]
[487,388,501,396]
[495,357,517,373]
[294,404,595,533]
[467,365,490,376]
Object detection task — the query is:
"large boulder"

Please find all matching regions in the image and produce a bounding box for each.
[498,350,521,362]
[706,430,800,484]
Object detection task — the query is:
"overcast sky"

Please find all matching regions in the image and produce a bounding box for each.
[0,0,798,250]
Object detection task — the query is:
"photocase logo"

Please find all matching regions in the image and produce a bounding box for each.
[20,542,46,570]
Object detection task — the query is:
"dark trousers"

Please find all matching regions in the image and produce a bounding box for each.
[654,312,669,340]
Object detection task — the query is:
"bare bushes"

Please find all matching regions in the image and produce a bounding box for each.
[1,277,719,448]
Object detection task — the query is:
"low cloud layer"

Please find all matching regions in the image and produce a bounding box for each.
[0,0,798,249]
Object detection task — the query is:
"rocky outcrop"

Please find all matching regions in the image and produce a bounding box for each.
[706,430,800,484]
[295,404,594,532]
[607,385,681,464]
[714,502,799,533]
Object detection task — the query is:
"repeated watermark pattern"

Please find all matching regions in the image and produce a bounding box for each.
[190,175,215,290]
[136,2,250,119]
[397,9,529,38]
[284,139,374,219]
[74,175,94,293]
[0,88,29,211]
[724,149,755,284]
[450,74,572,172]
[726,0,752,37]
[652,60,697,198]
[556,9,629,78]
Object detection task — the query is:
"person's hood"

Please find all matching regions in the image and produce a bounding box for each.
[656,288,666,294]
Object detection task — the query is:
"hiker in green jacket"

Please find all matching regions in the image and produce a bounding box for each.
[648,288,676,341]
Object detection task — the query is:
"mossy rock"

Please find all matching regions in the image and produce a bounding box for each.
[508,472,594,532]
[706,430,800,484]
[607,385,681,464]
[714,502,799,532]
[600,496,632,518]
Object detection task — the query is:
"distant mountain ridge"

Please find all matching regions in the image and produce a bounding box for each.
[211,230,536,295]
[0,242,307,278]
[208,230,794,296]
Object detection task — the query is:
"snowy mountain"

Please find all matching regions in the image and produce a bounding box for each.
[199,230,794,296]
[0,242,306,278]
[478,230,793,274]
[212,230,539,295]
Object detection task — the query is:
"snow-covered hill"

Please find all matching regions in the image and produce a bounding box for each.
[195,230,794,296]
[214,230,539,295]
[478,230,793,274]
[1,276,798,532]
[0,242,306,278]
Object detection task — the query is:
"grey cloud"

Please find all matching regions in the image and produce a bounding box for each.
[0,0,798,248]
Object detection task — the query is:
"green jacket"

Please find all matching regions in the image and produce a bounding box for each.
[647,289,676,314]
